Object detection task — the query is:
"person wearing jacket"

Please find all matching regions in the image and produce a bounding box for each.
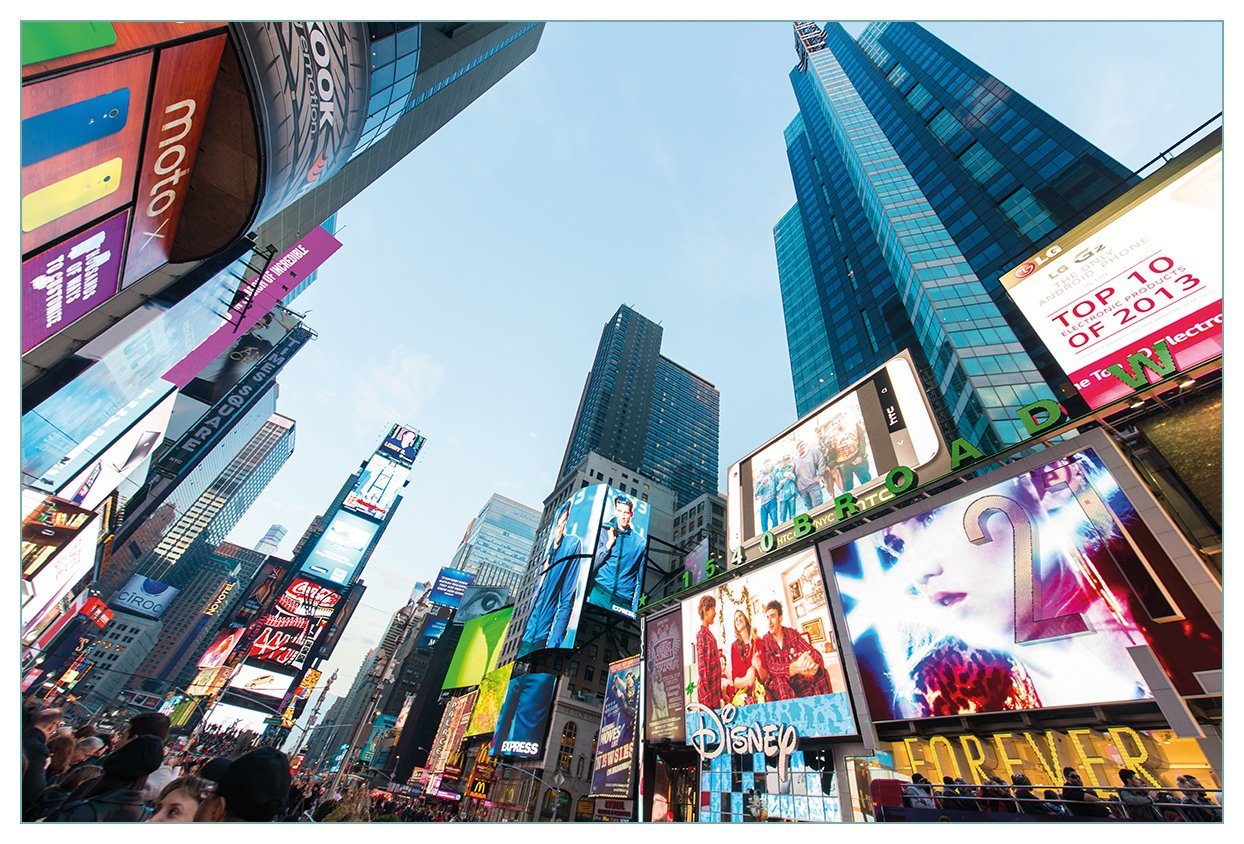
[22,708,62,820]
[519,503,585,653]
[44,734,164,822]
[1012,773,1055,814]
[587,494,646,614]
[1117,768,1162,820]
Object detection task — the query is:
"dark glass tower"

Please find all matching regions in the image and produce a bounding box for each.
[777,22,1135,449]
[558,305,720,507]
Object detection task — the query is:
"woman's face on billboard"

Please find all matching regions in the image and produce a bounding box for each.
[886,500,1016,635]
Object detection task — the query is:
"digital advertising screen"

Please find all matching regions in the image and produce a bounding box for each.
[179,308,303,406]
[1001,144,1222,410]
[21,496,96,578]
[727,350,949,561]
[698,749,841,823]
[442,607,513,690]
[247,577,341,668]
[299,509,379,586]
[22,514,101,635]
[466,663,513,737]
[516,484,609,657]
[490,673,557,759]
[457,585,511,623]
[427,567,475,609]
[590,655,640,799]
[342,452,409,522]
[683,537,711,588]
[226,664,297,708]
[112,574,180,620]
[418,617,449,649]
[643,607,686,743]
[585,485,652,619]
[202,702,272,735]
[379,423,425,467]
[198,627,246,669]
[825,437,1222,721]
[680,548,857,741]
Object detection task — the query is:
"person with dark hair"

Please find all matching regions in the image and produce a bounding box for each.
[694,594,729,709]
[1061,767,1113,818]
[194,747,292,822]
[757,600,830,701]
[149,774,210,822]
[519,503,585,653]
[1012,773,1055,814]
[903,773,936,809]
[29,763,105,820]
[22,707,62,819]
[1117,768,1161,820]
[73,724,98,739]
[126,711,172,744]
[1043,789,1069,815]
[45,735,164,822]
[45,734,77,783]
[588,494,647,613]
[1177,775,1221,821]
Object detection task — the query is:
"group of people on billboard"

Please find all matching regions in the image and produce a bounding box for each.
[751,393,875,535]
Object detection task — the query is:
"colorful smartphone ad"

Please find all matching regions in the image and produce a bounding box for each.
[825,438,1222,721]
[299,509,379,586]
[585,485,652,619]
[590,656,641,799]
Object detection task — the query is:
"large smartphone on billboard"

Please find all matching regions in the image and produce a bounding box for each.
[21,157,122,231]
[728,350,949,558]
[22,88,130,166]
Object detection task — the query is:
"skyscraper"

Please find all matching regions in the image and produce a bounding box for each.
[254,524,288,557]
[777,22,1135,449]
[558,305,720,507]
[449,494,540,591]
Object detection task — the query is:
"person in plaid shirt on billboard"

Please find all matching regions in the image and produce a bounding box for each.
[757,600,831,700]
[695,595,729,709]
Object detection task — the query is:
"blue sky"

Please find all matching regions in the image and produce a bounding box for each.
[225,21,1223,689]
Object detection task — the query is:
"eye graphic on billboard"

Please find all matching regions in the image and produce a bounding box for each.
[590,656,640,799]
[825,435,1222,721]
[112,574,180,620]
[442,607,513,690]
[299,509,379,586]
[342,452,409,522]
[1001,145,1222,410]
[22,209,129,353]
[585,486,652,619]
[644,607,686,743]
[457,586,511,624]
[728,350,948,561]
[681,547,857,742]
[517,484,609,657]
[466,663,513,738]
[198,627,246,669]
[490,673,557,759]
[378,423,425,467]
[20,51,152,254]
[428,567,475,609]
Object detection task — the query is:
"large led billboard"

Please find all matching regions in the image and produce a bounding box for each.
[198,627,246,669]
[824,434,1222,721]
[490,673,557,759]
[112,574,180,620]
[590,655,640,799]
[680,548,857,741]
[21,510,101,635]
[342,452,409,522]
[202,701,273,735]
[299,509,379,586]
[246,577,341,668]
[516,484,609,657]
[428,567,475,609]
[178,307,303,406]
[643,607,686,743]
[466,663,513,737]
[225,664,297,708]
[21,496,96,578]
[727,350,948,561]
[1002,144,1222,410]
[457,585,511,623]
[585,485,652,619]
[379,423,425,467]
[442,607,513,690]
[417,617,449,649]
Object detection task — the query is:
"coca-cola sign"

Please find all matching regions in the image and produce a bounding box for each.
[277,577,341,617]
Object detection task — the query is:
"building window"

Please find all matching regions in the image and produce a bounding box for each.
[959,142,1003,184]
[558,721,578,773]
[927,109,963,144]
[905,83,933,112]
[886,64,910,89]
[1000,187,1059,242]
[585,665,595,682]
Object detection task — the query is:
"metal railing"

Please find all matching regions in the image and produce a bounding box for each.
[897,781,1222,821]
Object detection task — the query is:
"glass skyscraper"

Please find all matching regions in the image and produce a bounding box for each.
[449,494,540,591]
[559,305,720,507]
[777,22,1135,449]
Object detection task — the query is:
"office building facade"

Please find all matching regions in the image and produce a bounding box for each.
[777,22,1135,449]
[449,494,540,592]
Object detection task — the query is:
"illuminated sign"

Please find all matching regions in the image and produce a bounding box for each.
[589,655,640,799]
[298,508,379,586]
[585,485,652,619]
[442,606,512,690]
[687,702,798,782]
[643,608,685,743]
[427,566,475,609]
[490,673,557,759]
[112,574,179,620]
[342,452,409,522]
[203,581,237,617]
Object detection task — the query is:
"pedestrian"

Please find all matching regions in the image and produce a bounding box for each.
[1117,768,1162,820]
[1176,775,1221,821]
[44,734,164,822]
[194,747,291,822]
[22,707,62,820]
[29,764,104,820]
[903,773,936,809]
[979,775,1017,813]
[45,734,77,784]
[1060,767,1113,818]
[1012,773,1055,815]
[1043,789,1069,815]
[149,774,210,822]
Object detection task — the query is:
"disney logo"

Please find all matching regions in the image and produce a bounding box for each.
[687,703,798,782]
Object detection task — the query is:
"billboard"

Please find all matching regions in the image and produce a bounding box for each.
[585,485,652,618]
[825,438,1221,721]
[728,350,948,560]
[517,484,609,657]
[122,34,226,287]
[490,673,557,759]
[22,509,101,634]
[428,567,475,609]
[643,607,686,743]
[427,695,468,773]
[22,22,225,78]
[698,749,840,823]
[21,496,96,578]
[378,423,425,467]
[342,452,409,522]
[418,617,449,649]
[112,574,180,620]
[442,607,513,690]
[54,387,176,510]
[590,656,640,799]
[299,509,380,586]
[20,51,151,254]
[247,577,342,668]
[1002,145,1222,409]
[179,307,303,405]
[226,664,297,707]
[680,548,857,741]
[683,537,711,589]
[198,627,246,669]
[202,701,273,735]
[466,663,513,737]
[457,585,511,624]
[22,209,129,352]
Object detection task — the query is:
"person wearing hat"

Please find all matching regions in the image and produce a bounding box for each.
[193,747,291,822]
[44,735,164,822]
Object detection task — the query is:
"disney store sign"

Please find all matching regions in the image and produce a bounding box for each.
[687,702,798,781]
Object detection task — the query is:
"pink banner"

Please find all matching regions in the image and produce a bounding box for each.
[163,225,340,387]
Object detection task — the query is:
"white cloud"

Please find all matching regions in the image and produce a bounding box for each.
[349,347,446,432]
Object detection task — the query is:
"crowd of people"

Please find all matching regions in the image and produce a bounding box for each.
[900,767,1222,821]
